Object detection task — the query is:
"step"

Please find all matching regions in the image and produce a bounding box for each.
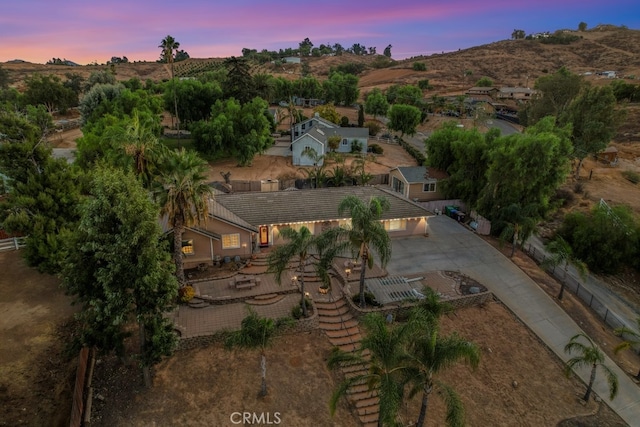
[348,384,373,395]
[355,397,379,409]
[252,293,279,300]
[315,299,347,310]
[349,389,378,401]
[246,295,285,306]
[319,319,358,331]
[188,300,209,308]
[318,314,353,324]
[317,305,350,317]
[338,342,361,353]
[330,334,361,346]
[325,326,360,339]
[358,406,380,418]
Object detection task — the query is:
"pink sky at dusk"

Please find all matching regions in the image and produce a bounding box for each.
[1,0,638,64]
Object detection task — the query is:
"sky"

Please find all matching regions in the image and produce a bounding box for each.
[1,0,639,65]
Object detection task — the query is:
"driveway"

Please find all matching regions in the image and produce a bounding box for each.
[386,215,640,425]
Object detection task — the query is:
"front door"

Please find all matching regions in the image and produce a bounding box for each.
[259,226,269,247]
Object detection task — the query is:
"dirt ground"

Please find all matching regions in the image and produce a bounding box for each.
[87,301,626,427]
[0,250,78,427]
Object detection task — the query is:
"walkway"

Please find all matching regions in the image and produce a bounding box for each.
[387,215,640,425]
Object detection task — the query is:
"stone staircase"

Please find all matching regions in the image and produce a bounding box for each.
[316,298,379,427]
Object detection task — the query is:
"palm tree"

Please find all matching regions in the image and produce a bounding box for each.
[564,332,619,402]
[106,110,167,188]
[225,309,279,397]
[327,313,413,426]
[498,203,538,258]
[159,35,180,135]
[155,149,212,285]
[267,226,339,317]
[406,307,480,427]
[542,236,588,300]
[614,316,640,380]
[337,195,392,308]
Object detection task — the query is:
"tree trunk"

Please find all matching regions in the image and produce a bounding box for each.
[510,231,518,258]
[299,261,308,317]
[139,320,152,388]
[575,157,585,180]
[173,219,186,286]
[416,384,432,427]
[583,364,597,402]
[358,252,368,308]
[260,352,267,397]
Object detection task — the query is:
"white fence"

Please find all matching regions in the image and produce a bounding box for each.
[0,237,26,252]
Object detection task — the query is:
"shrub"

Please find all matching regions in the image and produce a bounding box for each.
[364,121,381,136]
[412,62,427,71]
[291,298,312,319]
[369,143,384,154]
[418,79,433,90]
[340,116,349,126]
[178,285,195,303]
[350,139,363,153]
[622,170,640,184]
[573,181,584,194]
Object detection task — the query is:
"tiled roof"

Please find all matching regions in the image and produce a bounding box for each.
[393,166,448,183]
[214,186,430,226]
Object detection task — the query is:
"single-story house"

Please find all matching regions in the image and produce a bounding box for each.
[171,186,431,268]
[388,166,448,202]
[291,113,337,141]
[466,87,498,97]
[497,87,537,101]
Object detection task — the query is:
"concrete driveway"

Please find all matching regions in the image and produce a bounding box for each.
[386,215,640,425]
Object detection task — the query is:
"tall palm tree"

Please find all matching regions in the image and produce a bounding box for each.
[564,332,619,402]
[337,195,392,308]
[327,313,413,426]
[159,35,181,135]
[542,236,588,300]
[155,148,212,285]
[225,309,279,397]
[406,308,480,427]
[267,226,339,317]
[614,316,640,380]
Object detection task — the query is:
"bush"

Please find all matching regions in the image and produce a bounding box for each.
[291,298,312,319]
[398,137,426,165]
[178,285,195,303]
[418,79,433,90]
[364,121,381,136]
[340,116,349,126]
[351,139,363,153]
[622,170,640,184]
[368,143,384,154]
[412,62,427,71]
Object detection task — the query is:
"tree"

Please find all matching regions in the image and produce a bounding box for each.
[327,312,413,425]
[223,56,256,104]
[406,307,480,427]
[155,149,213,285]
[561,84,621,179]
[564,333,619,402]
[225,309,280,397]
[383,44,393,58]
[313,103,341,124]
[267,226,338,317]
[512,29,526,39]
[323,71,359,106]
[578,22,588,31]
[498,203,539,258]
[542,236,587,300]
[84,69,117,91]
[358,104,365,127]
[386,84,422,106]
[0,65,9,89]
[23,74,77,114]
[63,167,178,387]
[337,196,392,308]
[159,35,181,133]
[475,77,493,87]
[613,316,640,380]
[520,67,582,126]
[163,78,222,125]
[299,38,313,57]
[388,104,421,137]
[191,97,273,166]
[365,88,389,120]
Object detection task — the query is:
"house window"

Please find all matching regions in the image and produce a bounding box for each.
[181,239,194,255]
[423,182,436,192]
[392,177,405,195]
[222,233,241,249]
[386,219,407,231]
[301,123,306,130]
[342,138,348,146]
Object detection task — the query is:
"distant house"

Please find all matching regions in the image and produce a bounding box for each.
[282,57,301,64]
[497,87,537,101]
[388,166,448,202]
[596,146,618,165]
[466,87,498,97]
[167,186,431,267]
[291,113,368,166]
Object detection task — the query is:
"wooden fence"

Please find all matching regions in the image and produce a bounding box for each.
[0,236,26,252]
[69,347,95,427]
